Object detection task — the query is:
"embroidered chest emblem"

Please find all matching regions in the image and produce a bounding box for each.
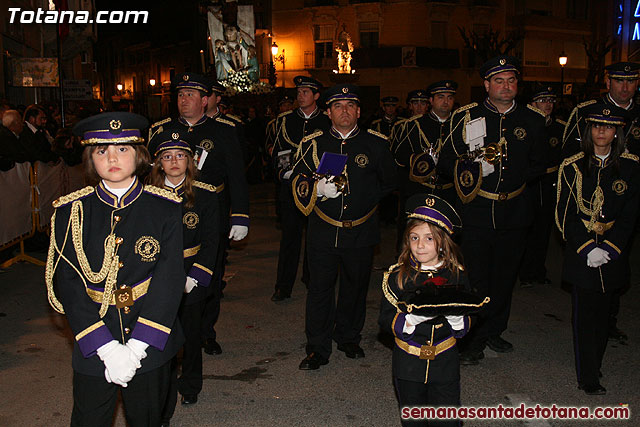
[612,179,627,195]
[355,153,369,168]
[460,170,474,188]
[297,180,310,198]
[200,139,214,151]
[417,160,429,173]
[513,127,527,140]
[631,126,640,139]
[134,236,160,262]
[183,212,199,229]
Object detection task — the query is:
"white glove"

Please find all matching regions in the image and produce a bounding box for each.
[125,338,149,366]
[282,170,293,180]
[478,159,495,177]
[446,315,465,331]
[97,340,137,387]
[317,177,340,198]
[185,277,198,293]
[587,247,610,268]
[229,225,248,241]
[403,313,435,334]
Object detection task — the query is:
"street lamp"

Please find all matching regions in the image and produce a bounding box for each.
[116,83,123,92]
[559,52,568,101]
[272,42,286,88]
[149,79,156,87]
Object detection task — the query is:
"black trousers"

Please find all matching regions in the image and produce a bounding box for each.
[274,195,309,295]
[460,226,527,351]
[572,284,612,388]
[395,378,461,427]
[305,242,374,358]
[71,361,171,427]
[162,298,207,421]
[520,178,555,282]
[201,233,227,341]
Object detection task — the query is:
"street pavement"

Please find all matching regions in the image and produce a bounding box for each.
[0,182,638,426]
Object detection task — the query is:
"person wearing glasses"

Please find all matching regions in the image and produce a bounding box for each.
[148,129,220,421]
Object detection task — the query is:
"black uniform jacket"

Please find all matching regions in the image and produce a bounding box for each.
[149,115,249,229]
[438,100,548,229]
[370,115,400,138]
[46,178,185,376]
[556,152,640,291]
[392,112,453,194]
[166,180,220,305]
[272,108,331,202]
[291,126,397,248]
[562,95,640,158]
[379,264,471,384]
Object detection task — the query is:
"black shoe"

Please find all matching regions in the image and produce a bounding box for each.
[271,289,290,302]
[459,350,484,365]
[203,338,222,355]
[486,336,514,353]
[181,394,198,405]
[299,353,329,370]
[578,384,606,395]
[608,327,628,343]
[337,343,365,359]
[519,280,533,288]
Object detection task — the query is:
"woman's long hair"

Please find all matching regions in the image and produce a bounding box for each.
[580,122,626,176]
[396,218,464,290]
[148,150,197,209]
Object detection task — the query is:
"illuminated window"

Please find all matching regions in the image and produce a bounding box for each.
[314,24,335,68]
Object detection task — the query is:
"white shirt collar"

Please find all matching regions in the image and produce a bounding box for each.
[607,93,633,110]
[301,107,318,119]
[102,178,135,203]
[164,176,186,188]
[420,260,444,271]
[333,125,357,139]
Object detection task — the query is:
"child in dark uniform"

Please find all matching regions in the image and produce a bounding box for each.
[45,112,186,426]
[380,194,486,426]
[147,129,220,423]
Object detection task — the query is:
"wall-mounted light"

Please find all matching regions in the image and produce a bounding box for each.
[116,83,123,91]
[149,79,156,86]
[271,42,279,57]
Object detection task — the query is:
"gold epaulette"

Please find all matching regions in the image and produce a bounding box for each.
[267,118,276,126]
[193,180,218,193]
[144,185,182,203]
[151,117,172,128]
[452,102,478,116]
[387,263,401,274]
[367,128,388,140]
[301,130,323,143]
[277,110,293,118]
[561,152,585,166]
[621,152,640,162]
[226,114,242,123]
[215,116,235,127]
[53,186,94,208]
[408,114,423,121]
[577,99,597,109]
[527,104,546,117]
[556,118,567,126]
[370,118,381,125]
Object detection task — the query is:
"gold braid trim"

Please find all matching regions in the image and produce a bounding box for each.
[622,152,640,162]
[367,128,388,140]
[53,186,94,208]
[45,210,66,314]
[70,201,121,317]
[382,263,402,309]
[144,185,182,203]
[193,181,218,193]
[215,116,235,127]
[527,104,546,117]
